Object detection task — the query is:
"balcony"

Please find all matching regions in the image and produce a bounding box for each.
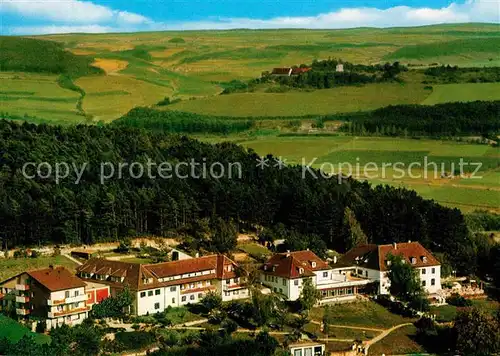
[16,296,30,303]
[47,294,86,306]
[15,284,29,291]
[48,306,89,318]
[16,308,30,316]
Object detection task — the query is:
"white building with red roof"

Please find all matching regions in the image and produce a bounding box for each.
[0,266,109,329]
[260,250,370,302]
[337,242,442,295]
[77,254,248,315]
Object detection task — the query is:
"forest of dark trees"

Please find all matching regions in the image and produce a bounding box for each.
[115,108,254,134]
[0,120,479,275]
[338,101,500,137]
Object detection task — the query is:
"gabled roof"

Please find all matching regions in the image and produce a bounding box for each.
[291,67,311,75]
[28,267,86,292]
[77,254,240,291]
[262,250,329,279]
[338,242,440,272]
[271,67,292,75]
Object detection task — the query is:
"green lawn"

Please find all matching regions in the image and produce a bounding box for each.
[232,135,500,212]
[237,243,271,257]
[167,83,428,117]
[423,83,500,105]
[0,314,51,344]
[131,306,200,325]
[430,299,500,323]
[309,301,411,329]
[368,325,425,356]
[0,256,79,282]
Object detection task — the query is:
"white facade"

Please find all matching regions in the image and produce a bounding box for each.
[134,277,249,316]
[260,273,305,301]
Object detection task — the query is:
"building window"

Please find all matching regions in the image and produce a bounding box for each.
[170,286,176,292]
[154,303,160,310]
[74,290,79,297]
[155,289,161,295]
[172,298,175,304]
[198,293,203,299]
[190,295,195,301]
[181,296,186,302]
[432,268,436,274]
[422,269,426,275]
[294,349,302,356]
[365,271,368,277]
[279,288,282,294]
[226,279,230,285]
[422,280,426,287]
[431,279,435,286]
[65,291,70,298]
[282,279,287,286]
[323,272,328,278]
[294,280,299,286]
[148,291,153,297]
[140,292,146,298]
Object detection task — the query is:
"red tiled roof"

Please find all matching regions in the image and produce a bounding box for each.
[291,67,311,75]
[338,242,440,272]
[77,254,240,291]
[262,250,330,279]
[271,67,292,75]
[28,267,86,292]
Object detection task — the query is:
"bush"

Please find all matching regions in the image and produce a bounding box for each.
[446,293,472,307]
[109,331,156,352]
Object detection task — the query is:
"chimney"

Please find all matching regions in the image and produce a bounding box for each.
[306,248,309,251]
[333,256,337,264]
[408,240,411,243]
[392,242,397,250]
[286,250,290,257]
[195,253,199,258]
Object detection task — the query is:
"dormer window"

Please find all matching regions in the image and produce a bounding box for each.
[385,260,391,266]
[421,256,427,263]
[226,265,233,272]
[263,265,268,271]
[299,268,304,275]
[311,262,316,268]
[411,257,417,264]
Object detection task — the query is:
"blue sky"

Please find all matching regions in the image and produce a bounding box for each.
[0,0,498,35]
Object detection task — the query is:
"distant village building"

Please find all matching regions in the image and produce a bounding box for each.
[271,67,293,76]
[0,266,109,329]
[291,67,312,75]
[77,254,248,315]
[71,249,99,260]
[338,242,442,295]
[336,64,344,72]
[271,67,311,77]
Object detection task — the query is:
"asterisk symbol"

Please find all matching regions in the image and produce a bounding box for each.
[256,156,270,170]
[273,156,287,170]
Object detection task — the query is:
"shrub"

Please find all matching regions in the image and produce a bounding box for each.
[446,293,472,307]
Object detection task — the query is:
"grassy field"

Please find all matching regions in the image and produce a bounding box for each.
[430,299,500,323]
[423,82,500,104]
[309,301,411,329]
[0,72,82,123]
[0,256,79,281]
[166,83,429,117]
[223,135,499,211]
[368,325,424,356]
[1,23,499,123]
[0,314,51,344]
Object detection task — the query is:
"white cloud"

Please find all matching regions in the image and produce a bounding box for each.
[161,0,499,30]
[1,0,498,35]
[0,0,151,25]
[8,24,117,35]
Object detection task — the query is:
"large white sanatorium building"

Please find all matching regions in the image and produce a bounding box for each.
[76,254,248,315]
